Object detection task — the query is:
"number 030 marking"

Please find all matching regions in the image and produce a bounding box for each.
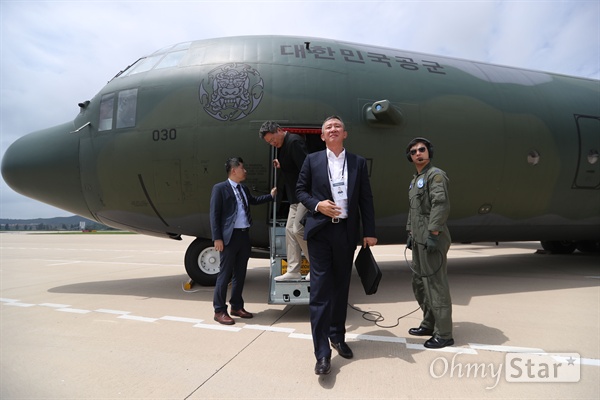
[153,129,177,141]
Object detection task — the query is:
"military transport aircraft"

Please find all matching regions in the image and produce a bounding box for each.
[2,35,599,287]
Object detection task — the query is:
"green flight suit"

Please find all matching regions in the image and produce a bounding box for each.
[407,163,453,339]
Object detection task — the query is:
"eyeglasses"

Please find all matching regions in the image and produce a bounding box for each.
[409,146,427,156]
[263,133,277,146]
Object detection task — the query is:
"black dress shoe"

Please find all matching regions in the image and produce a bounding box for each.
[424,336,454,349]
[331,341,354,359]
[408,326,434,336]
[314,357,331,375]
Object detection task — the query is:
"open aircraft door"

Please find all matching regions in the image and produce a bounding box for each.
[267,126,324,305]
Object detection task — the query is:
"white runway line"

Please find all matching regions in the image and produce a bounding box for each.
[469,343,545,353]
[95,308,131,315]
[160,316,204,323]
[2,298,598,366]
[118,314,158,322]
[57,308,91,314]
[193,322,241,332]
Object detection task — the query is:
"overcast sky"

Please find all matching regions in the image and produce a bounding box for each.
[1,0,598,219]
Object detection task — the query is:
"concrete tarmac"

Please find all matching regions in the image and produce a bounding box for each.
[1,233,598,399]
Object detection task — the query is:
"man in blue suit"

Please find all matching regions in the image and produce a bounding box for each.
[296,116,377,375]
[210,157,276,325]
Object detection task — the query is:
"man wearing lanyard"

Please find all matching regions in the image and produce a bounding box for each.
[296,116,377,375]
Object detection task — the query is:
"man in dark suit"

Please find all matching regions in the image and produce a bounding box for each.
[296,116,377,375]
[259,121,310,281]
[210,157,276,325]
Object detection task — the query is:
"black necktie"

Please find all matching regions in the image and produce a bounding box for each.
[236,184,252,225]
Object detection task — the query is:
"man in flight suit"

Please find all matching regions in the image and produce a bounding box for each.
[405,137,454,348]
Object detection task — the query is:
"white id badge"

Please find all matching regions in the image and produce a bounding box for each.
[332,181,348,218]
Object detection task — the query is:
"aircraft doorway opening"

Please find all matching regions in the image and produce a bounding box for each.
[267,126,324,304]
[268,126,325,224]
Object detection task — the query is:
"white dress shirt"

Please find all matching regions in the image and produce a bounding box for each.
[326,148,348,218]
[228,179,250,228]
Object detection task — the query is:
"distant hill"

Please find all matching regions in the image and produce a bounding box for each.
[0,215,116,231]
[0,215,93,225]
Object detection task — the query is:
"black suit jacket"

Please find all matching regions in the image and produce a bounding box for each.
[296,150,376,245]
[210,180,273,246]
[277,133,308,204]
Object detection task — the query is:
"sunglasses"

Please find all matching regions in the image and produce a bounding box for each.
[409,146,427,156]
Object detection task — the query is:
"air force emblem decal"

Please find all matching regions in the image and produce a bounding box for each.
[199,63,264,121]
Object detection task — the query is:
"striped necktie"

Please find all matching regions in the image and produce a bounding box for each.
[235,184,252,225]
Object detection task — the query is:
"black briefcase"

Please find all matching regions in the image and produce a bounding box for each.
[354,245,382,295]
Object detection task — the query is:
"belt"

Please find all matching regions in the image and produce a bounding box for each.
[331,218,347,224]
[234,227,249,232]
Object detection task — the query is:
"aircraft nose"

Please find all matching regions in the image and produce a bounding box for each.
[1,122,92,218]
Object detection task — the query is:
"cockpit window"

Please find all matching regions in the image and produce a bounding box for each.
[155,50,186,70]
[116,89,138,129]
[98,93,114,131]
[125,55,163,76]
[152,41,191,55]
[98,89,138,131]
[123,42,191,76]
[170,42,191,52]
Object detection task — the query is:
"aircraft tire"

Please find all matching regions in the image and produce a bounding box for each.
[540,240,577,254]
[184,238,219,286]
